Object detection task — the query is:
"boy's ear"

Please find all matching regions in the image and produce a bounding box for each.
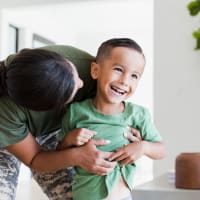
[91,61,99,79]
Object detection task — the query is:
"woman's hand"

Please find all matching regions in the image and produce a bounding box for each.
[124,126,142,142]
[75,139,117,175]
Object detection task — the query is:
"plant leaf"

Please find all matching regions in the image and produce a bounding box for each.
[187,0,200,16]
[193,28,200,39]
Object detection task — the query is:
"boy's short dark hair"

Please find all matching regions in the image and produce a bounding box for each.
[96,38,144,63]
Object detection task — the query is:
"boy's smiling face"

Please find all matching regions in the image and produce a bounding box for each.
[91,47,145,105]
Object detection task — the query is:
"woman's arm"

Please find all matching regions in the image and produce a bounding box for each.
[6,133,116,175]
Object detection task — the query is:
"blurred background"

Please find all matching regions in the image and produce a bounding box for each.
[0,0,199,199]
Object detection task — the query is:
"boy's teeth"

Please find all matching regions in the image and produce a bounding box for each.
[111,86,125,95]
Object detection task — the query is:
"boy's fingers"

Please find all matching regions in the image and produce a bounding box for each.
[108,150,123,161]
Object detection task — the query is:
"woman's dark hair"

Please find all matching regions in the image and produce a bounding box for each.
[0,61,7,96]
[96,38,145,63]
[0,48,75,111]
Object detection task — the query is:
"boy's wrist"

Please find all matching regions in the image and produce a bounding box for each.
[140,140,149,156]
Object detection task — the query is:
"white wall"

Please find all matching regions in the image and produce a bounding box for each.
[154,0,200,176]
[0,0,154,185]
[0,0,154,120]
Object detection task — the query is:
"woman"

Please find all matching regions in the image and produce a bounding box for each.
[0,46,117,200]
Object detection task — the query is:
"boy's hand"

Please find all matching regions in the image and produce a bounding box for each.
[67,128,96,146]
[108,140,166,166]
[60,128,96,148]
[108,141,144,166]
[107,126,143,165]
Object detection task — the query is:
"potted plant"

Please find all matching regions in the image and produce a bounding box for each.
[187,0,200,50]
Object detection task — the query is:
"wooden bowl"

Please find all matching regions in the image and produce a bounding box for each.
[175,152,200,189]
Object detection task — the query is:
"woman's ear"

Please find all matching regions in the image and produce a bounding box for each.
[91,62,99,79]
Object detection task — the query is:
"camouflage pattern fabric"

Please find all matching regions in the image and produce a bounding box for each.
[0,131,74,200]
[0,149,20,200]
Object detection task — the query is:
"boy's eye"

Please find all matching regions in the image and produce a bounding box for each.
[132,74,138,79]
[114,67,122,72]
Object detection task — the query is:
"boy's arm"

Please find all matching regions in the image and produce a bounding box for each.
[141,140,166,159]
[108,140,166,166]
[57,128,96,149]
[111,106,166,165]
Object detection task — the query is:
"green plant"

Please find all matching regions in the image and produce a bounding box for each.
[187,0,200,50]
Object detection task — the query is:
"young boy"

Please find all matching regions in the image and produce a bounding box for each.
[58,38,166,200]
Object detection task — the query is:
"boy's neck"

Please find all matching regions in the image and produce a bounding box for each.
[92,97,125,115]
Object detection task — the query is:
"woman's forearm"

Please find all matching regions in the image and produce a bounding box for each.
[30,147,79,171]
[32,139,117,174]
[6,133,79,172]
[6,133,116,174]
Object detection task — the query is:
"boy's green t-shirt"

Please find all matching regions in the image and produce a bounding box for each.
[60,99,162,200]
[0,45,95,148]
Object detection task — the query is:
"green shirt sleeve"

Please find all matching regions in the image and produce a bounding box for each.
[0,97,29,148]
[136,106,162,142]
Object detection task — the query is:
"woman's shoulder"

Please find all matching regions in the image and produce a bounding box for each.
[0,96,22,111]
[42,45,95,60]
[69,98,91,110]
[0,96,54,119]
